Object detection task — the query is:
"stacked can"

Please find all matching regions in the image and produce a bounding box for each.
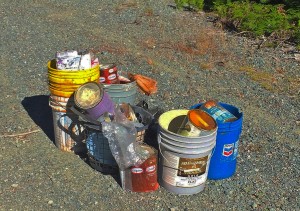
[100,64,119,84]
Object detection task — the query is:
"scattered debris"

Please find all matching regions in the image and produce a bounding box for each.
[0,129,40,138]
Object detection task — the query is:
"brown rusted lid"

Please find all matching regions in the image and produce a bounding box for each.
[202,100,218,109]
[74,82,104,109]
[188,109,217,131]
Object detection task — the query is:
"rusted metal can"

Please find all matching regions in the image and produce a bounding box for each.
[200,100,238,123]
[74,82,115,120]
[100,64,119,84]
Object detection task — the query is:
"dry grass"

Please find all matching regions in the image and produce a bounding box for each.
[238,66,277,91]
[141,37,157,49]
[143,7,154,16]
[146,57,154,65]
[199,63,214,70]
[115,0,138,13]
[46,10,74,21]
[135,12,296,95]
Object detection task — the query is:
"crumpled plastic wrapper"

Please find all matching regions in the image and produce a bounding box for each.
[102,105,150,170]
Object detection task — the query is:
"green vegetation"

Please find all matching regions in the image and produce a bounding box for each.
[175,0,300,46]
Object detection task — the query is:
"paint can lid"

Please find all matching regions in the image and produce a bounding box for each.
[100,63,116,70]
[74,82,104,109]
[187,109,217,131]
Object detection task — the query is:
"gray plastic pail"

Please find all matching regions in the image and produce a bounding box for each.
[103,81,137,105]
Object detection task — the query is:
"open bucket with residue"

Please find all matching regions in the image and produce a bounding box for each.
[157,110,217,195]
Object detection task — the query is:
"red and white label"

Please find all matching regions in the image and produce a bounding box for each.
[223,143,234,157]
[131,168,143,174]
[109,68,115,73]
[108,74,117,80]
[100,77,105,83]
[146,165,156,173]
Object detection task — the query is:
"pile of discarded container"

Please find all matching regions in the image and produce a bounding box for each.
[47,50,243,195]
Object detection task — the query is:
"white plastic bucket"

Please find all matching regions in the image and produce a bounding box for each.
[50,95,86,154]
[158,110,217,195]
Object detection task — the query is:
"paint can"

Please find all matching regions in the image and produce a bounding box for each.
[157,110,217,195]
[52,110,86,154]
[74,82,115,120]
[121,145,159,192]
[100,64,119,84]
[200,100,237,123]
[176,109,217,137]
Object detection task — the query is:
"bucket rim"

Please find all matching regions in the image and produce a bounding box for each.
[190,102,243,118]
[159,141,215,155]
[159,125,218,139]
[160,136,215,149]
[159,130,217,144]
[74,82,105,110]
[48,59,100,73]
[103,77,136,88]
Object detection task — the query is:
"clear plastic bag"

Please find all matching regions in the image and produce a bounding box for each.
[102,105,150,170]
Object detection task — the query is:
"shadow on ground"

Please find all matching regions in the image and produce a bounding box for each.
[21,95,55,144]
[21,94,123,186]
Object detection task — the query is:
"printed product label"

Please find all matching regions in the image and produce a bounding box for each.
[108,74,117,80]
[203,106,236,123]
[223,143,234,157]
[109,68,115,73]
[162,152,209,187]
[221,141,239,161]
[131,168,143,174]
[100,77,105,83]
[146,165,156,173]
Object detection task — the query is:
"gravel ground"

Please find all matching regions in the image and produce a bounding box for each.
[0,0,299,210]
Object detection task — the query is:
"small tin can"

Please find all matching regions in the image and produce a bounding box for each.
[74,82,115,120]
[177,109,217,137]
[129,145,159,192]
[200,100,237,123]
[100,64,119,84]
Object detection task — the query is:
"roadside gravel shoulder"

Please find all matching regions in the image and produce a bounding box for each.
[0,0,299,210]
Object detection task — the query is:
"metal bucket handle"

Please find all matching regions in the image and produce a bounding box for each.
[70,106,102,131]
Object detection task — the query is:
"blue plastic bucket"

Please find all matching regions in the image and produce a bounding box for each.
[190,102,243,180]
